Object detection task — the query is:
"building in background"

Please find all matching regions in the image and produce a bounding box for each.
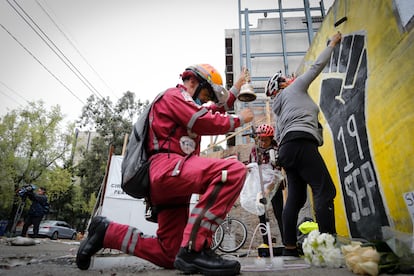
[71,129,99,185]
[71,129,98,166]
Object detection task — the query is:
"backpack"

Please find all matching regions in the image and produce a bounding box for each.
[121,91,166,199]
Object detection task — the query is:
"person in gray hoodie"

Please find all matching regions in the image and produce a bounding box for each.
[265,32,342,257]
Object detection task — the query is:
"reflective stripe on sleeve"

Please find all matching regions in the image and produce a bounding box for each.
[188,108,208,130]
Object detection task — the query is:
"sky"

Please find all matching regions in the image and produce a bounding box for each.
[0,0,333,127]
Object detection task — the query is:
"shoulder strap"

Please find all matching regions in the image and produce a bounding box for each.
[148,90,178,155]
[149,90,167,151]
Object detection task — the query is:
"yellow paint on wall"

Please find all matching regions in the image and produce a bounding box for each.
[299,0,414,237]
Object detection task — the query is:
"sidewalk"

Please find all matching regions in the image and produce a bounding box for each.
[88,252,357,276]
[89,247,413,275]
[88,248,393,276]
[0,237,411,275]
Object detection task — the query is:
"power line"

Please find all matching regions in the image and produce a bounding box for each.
[0,22,86,105]
[0,80,30,109]
[0,88,25,107]
[0,79,30,104]
[7,0,107,103]
[35,0,119,100]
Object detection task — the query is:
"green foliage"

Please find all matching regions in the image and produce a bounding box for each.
[0,101,73,222]
[76,91,148,202]
[67,184,93,232]
[78,91,148,154]
[76,136,108,198]
[35,167,74,222]
[0,92,148,232]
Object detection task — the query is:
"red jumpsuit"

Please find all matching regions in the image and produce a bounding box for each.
[103,84,247,268]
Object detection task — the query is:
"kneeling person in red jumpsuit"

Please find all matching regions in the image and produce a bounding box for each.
[76,64,254,275]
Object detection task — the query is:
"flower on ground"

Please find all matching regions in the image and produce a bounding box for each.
[341,241,380,276]
[302,230,343,268]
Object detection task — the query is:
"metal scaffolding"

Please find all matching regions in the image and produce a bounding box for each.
[237,0,327,80]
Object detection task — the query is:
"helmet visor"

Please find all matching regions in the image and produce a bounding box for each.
[211,83,229,106]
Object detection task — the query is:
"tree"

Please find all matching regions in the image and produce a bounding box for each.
[0,101,73,232]
[78,91,147,154]
[76,91,148,208]
[76,136,110,198]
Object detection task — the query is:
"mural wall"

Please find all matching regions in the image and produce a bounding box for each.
[298,0,414,239]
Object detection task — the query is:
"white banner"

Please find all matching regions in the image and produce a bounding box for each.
[105,155,138,200]
[101,155,157,235]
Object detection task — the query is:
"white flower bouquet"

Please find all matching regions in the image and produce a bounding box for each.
[302,230,343,268]
[302,227,414,275]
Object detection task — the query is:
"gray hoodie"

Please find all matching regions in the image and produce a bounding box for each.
[272,45,334,146]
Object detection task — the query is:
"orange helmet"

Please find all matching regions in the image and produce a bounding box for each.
[185,64,229,105]
[186,64,223,85]
[256,124,274,137]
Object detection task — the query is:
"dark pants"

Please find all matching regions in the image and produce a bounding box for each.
[279,139,336,247]
[258,186,284,245]
[21,216,43,237]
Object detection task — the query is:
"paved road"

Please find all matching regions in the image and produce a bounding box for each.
[0,237,411,276]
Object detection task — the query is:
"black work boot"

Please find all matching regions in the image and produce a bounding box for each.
[76,216,110,270]
[174,247,241,275]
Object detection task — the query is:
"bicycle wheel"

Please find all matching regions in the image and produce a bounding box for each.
[211,224,224,251]
[218,218,248,253]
